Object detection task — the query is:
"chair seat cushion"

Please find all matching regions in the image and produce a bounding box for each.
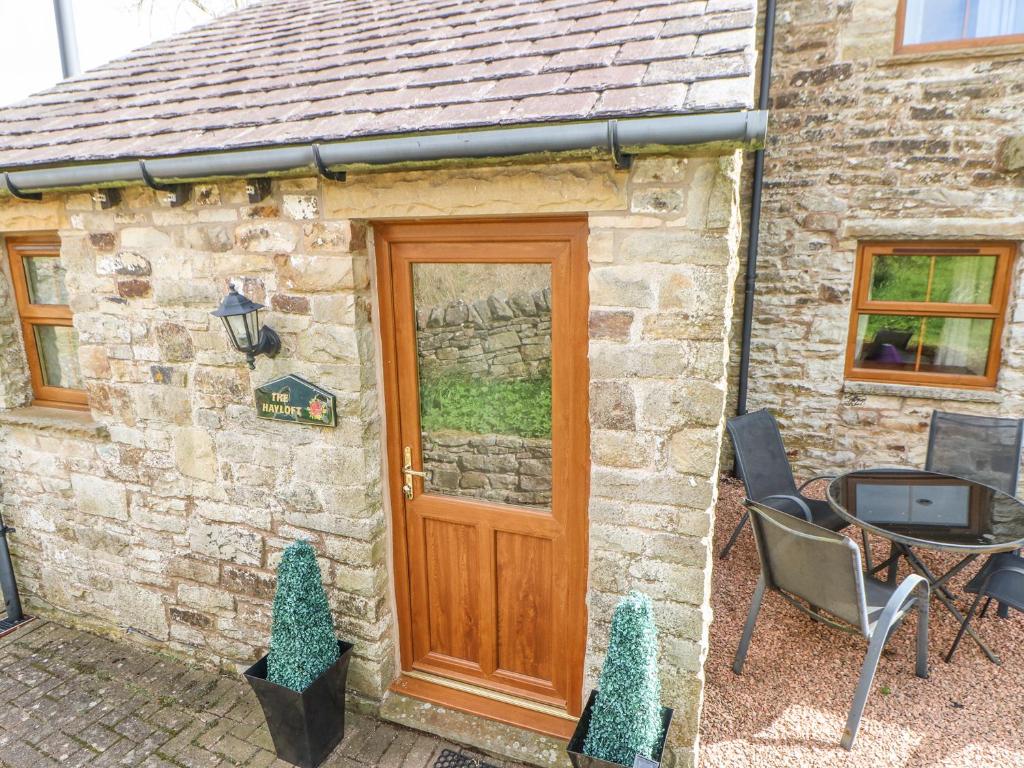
[758,495,848,532]
[807,497,849,531]
[966,552,1024,612]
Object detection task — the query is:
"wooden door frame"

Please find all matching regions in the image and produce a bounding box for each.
[373,217,591,738]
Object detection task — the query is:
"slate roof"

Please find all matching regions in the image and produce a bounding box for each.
[0,0,756,170]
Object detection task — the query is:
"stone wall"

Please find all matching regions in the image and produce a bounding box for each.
[421,431,552,508]
[585,152,744,767]
[0,182,392,706]
[416,290,551,381]
[0,153,746,768]
[742,0,1024,481]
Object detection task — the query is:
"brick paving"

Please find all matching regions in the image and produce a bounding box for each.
[0,619,513,768]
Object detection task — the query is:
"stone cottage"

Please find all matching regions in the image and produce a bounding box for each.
[741,0,1024,480]
[0,1,764,766]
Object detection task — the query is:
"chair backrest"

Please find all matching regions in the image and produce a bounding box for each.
[747,502,869,635]
[926,410,1024,496]
[727,409,799,501]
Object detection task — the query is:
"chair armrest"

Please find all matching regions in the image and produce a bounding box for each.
[760,494,814,522]
[797,474,836,492]
[875,574,929,638]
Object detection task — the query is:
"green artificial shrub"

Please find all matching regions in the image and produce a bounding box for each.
[583,590,663,766]
[267,540,339,692]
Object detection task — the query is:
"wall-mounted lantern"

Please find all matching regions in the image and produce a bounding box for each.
[211,285,281,369]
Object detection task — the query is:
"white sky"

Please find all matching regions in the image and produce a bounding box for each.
[0,1,246,107]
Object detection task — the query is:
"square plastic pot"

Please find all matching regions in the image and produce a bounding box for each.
[244,640,354,768]
[566,689,674,768]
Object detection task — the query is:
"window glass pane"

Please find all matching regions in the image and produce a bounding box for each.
[868,253,997,304]
[918,316,993,376]
[853,314,993,377]
[23,255,69,305]
[904,0,1024,43]
[34,325,83,389]
[968,0,1024,38]
[868,255,931,302]
[414,262,552,510]
[903,0,968,43]
[929,255,996,304]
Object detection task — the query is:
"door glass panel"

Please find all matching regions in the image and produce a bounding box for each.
[853,313,993,376]
[23,256,69,305]
[413,262,552,510]
[34,325,83,389]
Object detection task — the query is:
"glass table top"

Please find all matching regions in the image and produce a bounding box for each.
[827,468,1024,553]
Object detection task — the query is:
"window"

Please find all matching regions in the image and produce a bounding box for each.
[845,242,1015,389]
[5,236,86,409]
[897,0,1024,52]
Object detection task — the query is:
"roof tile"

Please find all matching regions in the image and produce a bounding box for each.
[0,0,756,169]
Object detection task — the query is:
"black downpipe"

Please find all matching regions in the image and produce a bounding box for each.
[0,506,23,624]
[736,0,778,417]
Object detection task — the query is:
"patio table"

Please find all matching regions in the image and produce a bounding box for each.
[827,468,1024,664]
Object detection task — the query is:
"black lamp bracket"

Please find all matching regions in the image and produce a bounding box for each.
[607,120,633,171]
[139,161,190,207]
[3,173,42,201]
[245,326,282,369]
[312,144,347,182]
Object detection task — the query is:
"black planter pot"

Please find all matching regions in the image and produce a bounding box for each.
[566,689,674,768]
[244,640,354,768]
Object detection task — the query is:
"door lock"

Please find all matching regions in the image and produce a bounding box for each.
[402,446,430,499]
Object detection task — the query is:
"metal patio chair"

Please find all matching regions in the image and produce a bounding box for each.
[947,550,1024,662]
[926,410,1024,498]
[927,410,1024,618]
[734,502,930,750]
[720,408,846,559]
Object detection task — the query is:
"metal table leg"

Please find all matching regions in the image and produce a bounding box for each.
[898,545,1000,664]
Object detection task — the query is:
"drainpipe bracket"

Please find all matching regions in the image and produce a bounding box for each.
[3,174,42,201]
[92,188,121,209]
[245,178,272,203]
[607,120,633,171]
[312,144,347,182]
[139,160,190,207]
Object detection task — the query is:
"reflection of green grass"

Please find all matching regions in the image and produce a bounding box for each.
[870,255,995,304]
[420,374,551,438]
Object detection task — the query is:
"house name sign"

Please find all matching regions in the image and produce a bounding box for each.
[254,374,336,427]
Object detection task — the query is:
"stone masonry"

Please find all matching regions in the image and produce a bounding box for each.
[0,153,745,768]
[421,432,552,508]
[416,290,552,381]
[741,0,1024,482]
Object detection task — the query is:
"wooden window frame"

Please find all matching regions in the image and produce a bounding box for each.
[895,0,1024,54]
[844,241,1016,390]
[5,235,88,410]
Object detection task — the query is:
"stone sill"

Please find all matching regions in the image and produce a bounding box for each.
[843,380,1002,404]
[0,406,109,438]
[882,42,1024,67]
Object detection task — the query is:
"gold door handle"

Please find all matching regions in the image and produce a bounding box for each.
[402,446,430,499]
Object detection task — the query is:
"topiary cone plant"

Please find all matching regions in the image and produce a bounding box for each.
[244,540,354,768]
[268,540,339,691]
[567,591,673,768]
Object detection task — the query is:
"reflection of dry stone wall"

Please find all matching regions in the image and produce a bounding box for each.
[416,289,551,380]
[422,432,552,508]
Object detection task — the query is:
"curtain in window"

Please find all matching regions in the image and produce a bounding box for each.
[971,0,1024,37]
[935,258,990,371]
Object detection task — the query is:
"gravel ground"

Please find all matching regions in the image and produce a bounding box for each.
[699,478,1024,768]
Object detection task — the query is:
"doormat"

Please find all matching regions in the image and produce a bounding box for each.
[0,614,33,639]
[433,749,499,768]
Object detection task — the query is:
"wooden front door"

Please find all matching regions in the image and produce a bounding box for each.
[375,218,590,737]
